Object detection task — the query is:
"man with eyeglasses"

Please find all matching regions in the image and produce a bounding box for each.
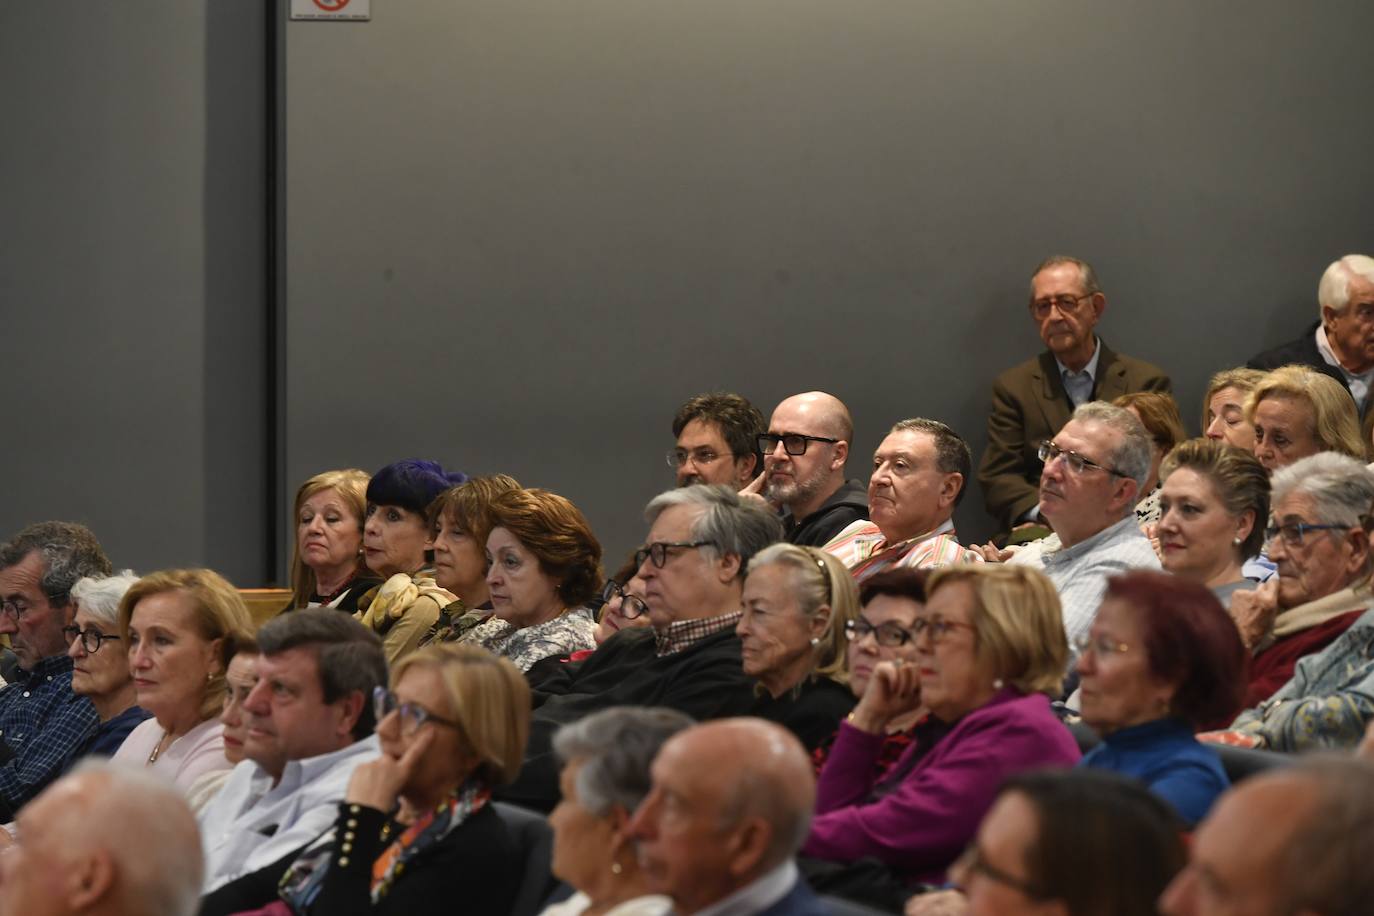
[670,391,766,489]
[978,255,1170,537]
[753,391,868,547]
[1006,402,1160,654]
[198,610,385,907]
[497,484,783,812]
[0,521,110,820]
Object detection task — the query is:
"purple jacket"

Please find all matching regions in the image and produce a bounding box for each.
[802,688,1080,884]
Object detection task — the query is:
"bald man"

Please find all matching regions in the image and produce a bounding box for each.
[629,718,827,916]
[1159,756,1374,916]
[756,391,868,547]
[0,761,204,916]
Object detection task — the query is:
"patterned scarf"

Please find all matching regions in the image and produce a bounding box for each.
[370,781,491,903]
[355,572,456,635]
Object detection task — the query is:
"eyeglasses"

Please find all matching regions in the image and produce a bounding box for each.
[1072,634,1131,657]
[0,591,65,622]
[372,686,462,735]
[1037,441,1127,479]
[757,433,840,456]
[911,616,977,643]
[1028,293,1093,320]
[952,844,1049,900]
[635,540,713,569]
[666,447,728,469]
[62,626,121,654]
[1264,522,1351,546]
[844,618,916,648]
[599,580,650,620]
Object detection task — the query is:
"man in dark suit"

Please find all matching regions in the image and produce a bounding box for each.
[977,256,1171,536]
[1248,254,1374,449]
[629,718,829,916]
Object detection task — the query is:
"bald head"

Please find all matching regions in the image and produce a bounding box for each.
[629,717,815,914]
[771,392,853,443]
[764,392,853,517]
[0,762,204,916]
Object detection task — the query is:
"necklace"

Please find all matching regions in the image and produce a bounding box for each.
[147,730,171,765]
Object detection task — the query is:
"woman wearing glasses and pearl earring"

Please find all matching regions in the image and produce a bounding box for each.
[65,573,151,758]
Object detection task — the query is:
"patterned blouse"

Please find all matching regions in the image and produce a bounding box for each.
[461,606,598,673]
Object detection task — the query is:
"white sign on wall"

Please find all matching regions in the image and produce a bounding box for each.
[290,0,371,21]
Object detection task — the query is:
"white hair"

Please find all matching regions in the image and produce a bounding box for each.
[68,571,139,627]
[1318,254,1374,315]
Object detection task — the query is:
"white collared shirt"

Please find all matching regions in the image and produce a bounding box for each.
[1055,336,1103,408]
[198,734,381,893]
[684,860,798,916]
[1315,325,1374,409]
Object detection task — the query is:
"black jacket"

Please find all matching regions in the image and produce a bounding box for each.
[785,479,869,547]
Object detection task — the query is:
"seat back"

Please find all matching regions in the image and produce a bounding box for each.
[493,801,558,916]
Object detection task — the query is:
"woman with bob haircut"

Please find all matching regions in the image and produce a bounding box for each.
[909,769,1186,916]
[355,459,466,665]
[273,643,530,915]
[1075,570,1247,826]
[736,543,858,749]
[802,564,1079,889]
[1156,438,1270,606]
[1201,367,1266,451]
[458,487,601,673]
[112,568,255,811]
[1245,365,1365,473]
[423,474,521,644]
[286,468,379,613]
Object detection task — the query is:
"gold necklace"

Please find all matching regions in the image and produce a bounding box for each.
[146,730,170,765]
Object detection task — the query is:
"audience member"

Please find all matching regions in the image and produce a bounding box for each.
[111,568,254,811]
[670,392,766,489]
[1113,390,1186,527]
[0,521,111,819]
[1006,402,1160,649]
[0,760,204,916]
[218,635,257,767]
[738,544,857,748]
[542,707,694,916]
[1156,438,1269,605]
[273,644,528,916]
[1244,364,1364,474]
[66,573,150,758]
[909,769,1185,916]
[813,569,930,775]
[756,391,868,546]
[824,419,980,580]
[457,487,600,671]
[499,484,781,812]
[424,474,522,643]
[802,565,1079,890]
[591,559,653,647]
[198,610,387,906]
[978,255,1170,534]
[1248,254,1374,448]
[1201,367,1266,450]
[286,468,380,612]
[1075,572,1246,826]
[355,458,464,665]
[629,718,828,916]
[1230,452,1374,706]
[1160,756,1374,916]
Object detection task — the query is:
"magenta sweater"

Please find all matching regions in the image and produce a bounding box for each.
[802,688,1080,885]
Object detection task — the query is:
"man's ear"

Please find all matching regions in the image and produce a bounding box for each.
[716,551,742,585]
[737,454,760,487]
[830,440,849,471]
[1322,304,1340,331]
[725,816,773,880]
[939,473,963,510]
[1090,291,1107,321]
[68,850,116,910]
[338,689,367,739]
[1111,478,1139,516]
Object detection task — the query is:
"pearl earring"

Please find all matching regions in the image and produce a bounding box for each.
[809,637,820,647]
[992,678,1004,689]
[1233,537,1242,546]
[611,861,623,875]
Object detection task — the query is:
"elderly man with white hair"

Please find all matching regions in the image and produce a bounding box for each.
[0,760,204,916]
[65,574,150,759]
[1249,253,1374,443]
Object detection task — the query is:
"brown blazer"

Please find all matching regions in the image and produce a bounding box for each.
[977,340,1171,532]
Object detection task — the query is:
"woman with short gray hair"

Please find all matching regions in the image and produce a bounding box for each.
[542,707,694,916]
[67,573,151,758]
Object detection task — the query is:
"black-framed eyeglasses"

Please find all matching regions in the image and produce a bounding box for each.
[372,686,462,736]
[666,447,728,470]
[62,625,121,654]
[598,580,650,620]
[1264,521,1351,547]
[952,843,1050,900]
[1037,440,1127,479]
[757,433,840,456]
[0,591,66,622]
[844,618,915,648]
[634,540,713,569]
[1028,292,1093,320]
[1072,634,1130,658]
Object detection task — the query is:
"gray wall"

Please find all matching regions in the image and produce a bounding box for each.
[0,2,267,581]
[282,0,1373,566]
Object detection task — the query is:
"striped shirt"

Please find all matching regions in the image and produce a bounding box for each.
[823,518,981,582]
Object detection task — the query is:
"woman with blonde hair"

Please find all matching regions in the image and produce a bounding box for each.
[1245,364,1364,473]
[112,568,255,811]
[1201,367,1266,450]
[287,468,380,612]
[736,543,859,749]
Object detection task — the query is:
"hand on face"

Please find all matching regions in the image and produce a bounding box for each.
[346,728,435,812]
[849,659,923,734]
